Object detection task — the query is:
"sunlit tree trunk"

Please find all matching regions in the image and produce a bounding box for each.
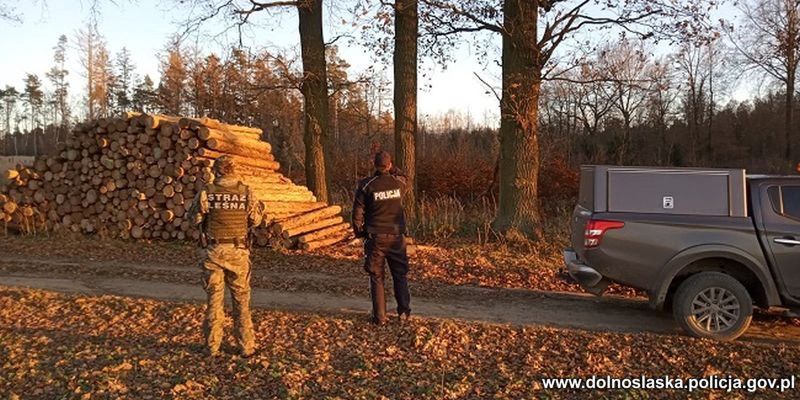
[493,0,542,238]
[298,0,331,202]
[394,0,418,215]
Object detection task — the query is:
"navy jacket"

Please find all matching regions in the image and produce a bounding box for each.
[352,167,408,236]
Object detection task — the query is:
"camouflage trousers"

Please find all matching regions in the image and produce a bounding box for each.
[200,244,255,355]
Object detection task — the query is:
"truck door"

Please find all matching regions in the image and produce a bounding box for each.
[760,184,800,298]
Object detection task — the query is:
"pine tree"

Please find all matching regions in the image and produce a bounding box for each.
[132,75,157,112]
[1,86,19,155]
[202,54,223,118]
[158,38,188,115]
[113,47,136,113]
[220,48,250,123]
[46,34,70,129]
[22,74,44,155]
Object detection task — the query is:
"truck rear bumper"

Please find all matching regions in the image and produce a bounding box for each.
[564,249,609,295]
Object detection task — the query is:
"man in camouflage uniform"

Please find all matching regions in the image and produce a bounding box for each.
[189,155,263,357]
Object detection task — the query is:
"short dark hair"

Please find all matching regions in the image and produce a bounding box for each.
[214,155,236,176]
[374,151,392,172]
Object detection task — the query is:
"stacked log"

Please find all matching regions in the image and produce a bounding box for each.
[0,113,352,250]
[1,169,46,234]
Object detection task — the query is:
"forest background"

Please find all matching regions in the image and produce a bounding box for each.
[1,0,796,240]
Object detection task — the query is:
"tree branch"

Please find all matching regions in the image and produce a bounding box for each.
[473,72,501,103]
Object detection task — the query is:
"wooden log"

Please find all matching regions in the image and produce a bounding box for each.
[148,165,162,178]
[193,117,263,138]
[160,210,174,222]
[282,216,344,239]
[196,148,279,170]
[261,201,327,213]
[204,137,273,160]
[237,168,285,181]
[179,129,195,140]
[251,189,316,203]
[3,201,18,214]
[300,231,352,251]
[255,233,270,247]
[271,205,341,234]
[297,221,350,244]
[250,184,313,195]
[246,182,308,194]
[131,225,144,239]
[198,127,271,151]
[264,211,308,221]
[163,184,175,198]
[267,236,289,249]
[144,114,180,129]
[122,111,142,121]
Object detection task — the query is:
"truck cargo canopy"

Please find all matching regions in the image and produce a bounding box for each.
[580,166,747,217]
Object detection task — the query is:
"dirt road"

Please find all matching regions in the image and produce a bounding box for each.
[1,256,799,343]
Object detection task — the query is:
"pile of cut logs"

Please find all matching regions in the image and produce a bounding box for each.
[0,113,352,250]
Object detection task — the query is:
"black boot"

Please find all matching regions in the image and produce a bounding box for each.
[397,311,412,324]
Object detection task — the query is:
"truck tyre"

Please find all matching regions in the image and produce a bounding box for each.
[672,272,753,341]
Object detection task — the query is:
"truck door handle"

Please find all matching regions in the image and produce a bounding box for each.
[774,238,800,246]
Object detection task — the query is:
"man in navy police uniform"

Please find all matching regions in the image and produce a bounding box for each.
[352,151,411,325]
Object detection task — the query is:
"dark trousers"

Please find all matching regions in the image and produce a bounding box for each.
[364,234,410,320]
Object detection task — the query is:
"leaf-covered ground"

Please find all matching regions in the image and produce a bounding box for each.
[1,287,797,399]
[0,234,641,298]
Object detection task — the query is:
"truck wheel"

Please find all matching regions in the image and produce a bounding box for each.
[672,272,753,341]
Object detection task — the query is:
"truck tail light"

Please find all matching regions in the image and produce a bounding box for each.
[584,219,625,248]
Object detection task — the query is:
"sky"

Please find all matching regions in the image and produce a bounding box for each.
[0,0,502,124]
[0,0,758,126]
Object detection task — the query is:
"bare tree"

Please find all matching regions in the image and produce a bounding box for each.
[422,0,719,238]
[76,24,112,119]
[0,1,22,23]
[553,64,616,139]
[598,39,653,164]
[76,25,99,120]
[176,0,333,202]
[644,56,679,162]
[731,0,800,160]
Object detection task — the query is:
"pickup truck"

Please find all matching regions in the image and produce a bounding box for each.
[564,165,800,340]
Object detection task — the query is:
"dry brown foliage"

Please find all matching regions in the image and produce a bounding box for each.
[1,287,798,399]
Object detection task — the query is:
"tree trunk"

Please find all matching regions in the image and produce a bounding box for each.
[298,0,331,203]
[492,0,542,238]
[787,75,795,161]
[707,42,714,159]
[394,0,418,217]
[331,91,340,142]
[787,4,799,162]
[87,30,95,121]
